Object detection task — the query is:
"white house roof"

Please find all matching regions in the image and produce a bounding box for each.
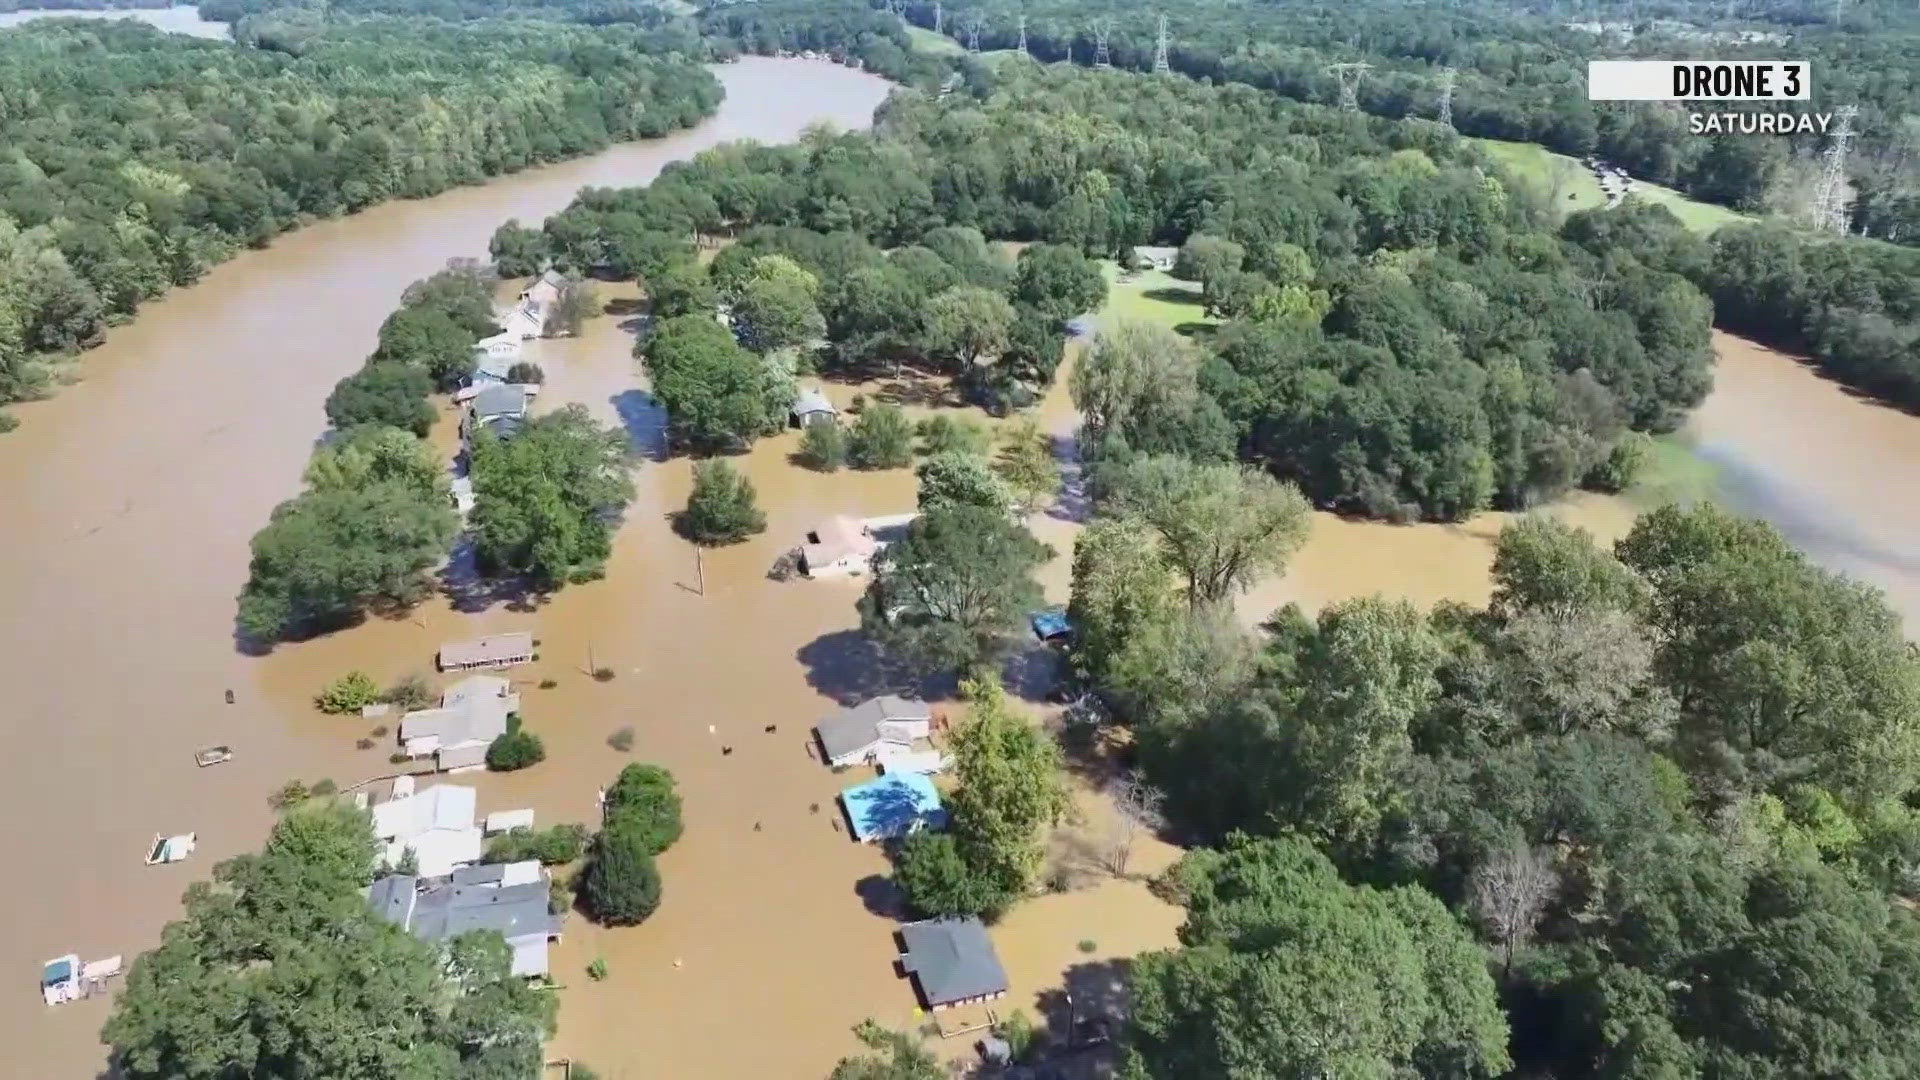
[802,516,878,571]
[372,784,477,842]
[384,827,482,879]
[791,387,837,417]
[815,695,933,762]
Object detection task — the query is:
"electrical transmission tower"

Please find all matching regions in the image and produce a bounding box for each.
[1152,12,1170,73]
[1327,62,1371,112]
[1017,13,1027,53]
[933,0,942,34]
[1092,18,1112,68]
[965,13,983,53]
[1813,105,1860,233]
[1437,66,1457,128]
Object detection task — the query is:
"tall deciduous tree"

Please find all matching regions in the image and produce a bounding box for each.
[680,459,766,545]
[1106,454,1312,605]
[922,285,1014,375]
[732,254,824,354]
[643,313,786,451]
[1124,835,1510,1080]
[1013,242,1106,321]
[915,451,1011,513]
[994,418,1060,515]
[303,424,445,501]
[945,678,1071,895]
[859,504,1051,676]
[469,404,634,587]
[238,480,457,642]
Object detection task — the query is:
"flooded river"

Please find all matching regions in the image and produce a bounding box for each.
[0,56,892,1077]
[2,47,1914,1075]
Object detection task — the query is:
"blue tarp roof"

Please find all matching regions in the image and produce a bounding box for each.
[1031,608,1071,641]
[840,774,947,842]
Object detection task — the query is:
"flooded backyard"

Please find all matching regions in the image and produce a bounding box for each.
[2,44,1917,1076]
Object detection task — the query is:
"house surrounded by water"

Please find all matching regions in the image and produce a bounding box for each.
[897,917,1009,1011]
[369,860,562,978]
[814,695,934,768]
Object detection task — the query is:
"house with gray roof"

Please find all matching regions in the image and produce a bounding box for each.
[368,861,560,978]
[790,386,838,428]
[814,695,934,768]
[898,917,1008,1010]
[462,384,530,442]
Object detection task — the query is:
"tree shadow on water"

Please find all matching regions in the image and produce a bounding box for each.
[795,629,949,707]
[438,535,547,615]
[610,389,669,462]
[854,873,908,919]
[1035,958,1135,1057]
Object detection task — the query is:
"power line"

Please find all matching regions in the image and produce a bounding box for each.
[1152,12,1170,74]
[1327,62,1371,112]
[1813,105,1860,233]
[1437,66,1457,129]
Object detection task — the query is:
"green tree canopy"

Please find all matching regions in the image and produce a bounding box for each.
[680,458,767,545]
[103,802,554,1080]
[1124,834,1510,1080]
[1013,242,1106,321]
[1105,454,1312,606]
[859,504,1051,677]
[643,313,786,451]
[469,404,634,588]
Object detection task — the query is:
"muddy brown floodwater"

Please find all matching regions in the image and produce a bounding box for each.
[5,53,1916,1078]
[0,57,891,1078]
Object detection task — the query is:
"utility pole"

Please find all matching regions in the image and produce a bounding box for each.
[1152,12,1170,73]
[1437,66,1457,129]
[965,12,982,53]
[1327,62,1371,112]
[1813,105,1860,233]
[1092,18,1112,69]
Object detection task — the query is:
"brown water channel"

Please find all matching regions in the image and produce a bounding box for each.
[3,48,1914,1072]
[0,56,891,1077]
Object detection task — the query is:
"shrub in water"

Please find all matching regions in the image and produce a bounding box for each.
[315,671,379,714]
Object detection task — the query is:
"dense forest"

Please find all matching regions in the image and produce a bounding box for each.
[1066,492,1920,1076]
[1566,199,1920,408]
[506,62,1706,520]
[903,0,1920,241]
[0,16,720,427]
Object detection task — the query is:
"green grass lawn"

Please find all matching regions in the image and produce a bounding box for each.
[1471,137,1749,234]
[1095,262,1218,337]
[1627,434,1723,509]
[906,25,964,55]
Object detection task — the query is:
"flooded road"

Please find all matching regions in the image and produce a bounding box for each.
[0,56,891,1077]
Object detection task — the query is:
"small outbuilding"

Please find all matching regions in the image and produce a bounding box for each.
[438,632,534,672]
[815,695,935,768]
[790,386,838,427]
[898,917,1009,1010]
[1132,245,1178,273]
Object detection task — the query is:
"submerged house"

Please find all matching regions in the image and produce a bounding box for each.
[368,861,561,978]
[797,513,916,578]
[370,784,483,879]
[898,917,1009,1010]
[438,631,535,672]
[790,386,838,427]
[462,384,531,442]
[517,269,566,328]
[400,674,517,772]
[814,695,935,768]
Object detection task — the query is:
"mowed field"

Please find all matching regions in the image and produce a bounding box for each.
[1473,136,1750,233]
